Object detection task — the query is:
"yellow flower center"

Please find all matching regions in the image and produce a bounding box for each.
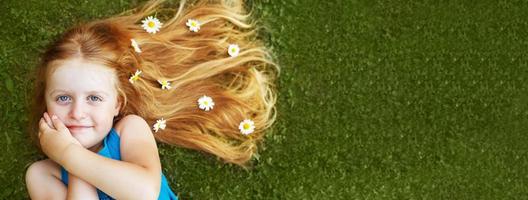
[243,123,250,130]
[204,101,209,106]
[148,21,155,28]
[231,48,236,53]
[191,22,196,27]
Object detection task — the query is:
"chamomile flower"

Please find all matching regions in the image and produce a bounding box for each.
[129,70,142,84]
[228,44,240,57]
[185,19,201,32]
[157,80,171,90]
[152,118,167,133]
[197,95,215,111]
[239,119,255,135]
[130,39,142,53]
[141,16,163,34]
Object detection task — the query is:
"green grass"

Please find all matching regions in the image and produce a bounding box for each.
[1,0,528,199]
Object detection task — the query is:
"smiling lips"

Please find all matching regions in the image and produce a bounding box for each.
[67,125,93,131]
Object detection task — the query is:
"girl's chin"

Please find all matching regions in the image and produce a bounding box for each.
[72,136,103,152]
[68,126,93,133]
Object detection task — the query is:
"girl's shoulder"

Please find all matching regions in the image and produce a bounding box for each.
[111,114,162,176]
[113,115,150,137]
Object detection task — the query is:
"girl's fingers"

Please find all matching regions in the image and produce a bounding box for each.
[38,119,43,138]
[51,115,68,133]
[43,112,55,129]
[38,118,50,136]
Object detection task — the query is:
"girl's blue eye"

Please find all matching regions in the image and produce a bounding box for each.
[89,95,102,102]
[57,95,71,102]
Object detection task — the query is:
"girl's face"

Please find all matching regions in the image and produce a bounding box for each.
[45,58,121,151]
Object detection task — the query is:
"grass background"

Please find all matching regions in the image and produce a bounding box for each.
[1,0,528,199]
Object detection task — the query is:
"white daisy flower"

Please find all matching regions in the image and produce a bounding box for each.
[239,119,255,135]
[185,19,201,32]
[153,118,167,133]
[130,39,142,53]
[129,70,142,84]
[228,44,240,57]
[141,16,163,34]
[197,95,215,111]
[157,80,171,90]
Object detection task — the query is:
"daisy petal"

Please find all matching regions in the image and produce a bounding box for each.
[141,16,163,34]
[157,80,172,90]
[197,95,215,111]
[131,39,142,53]
[185,19,201,32]
[129,70,142,84]
[239,119,255,135]
[153,118,167,133]
[228,44,240,57]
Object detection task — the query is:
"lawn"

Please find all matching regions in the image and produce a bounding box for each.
[1,0,527,199]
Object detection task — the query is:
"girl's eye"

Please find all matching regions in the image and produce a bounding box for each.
[89,95,102,102]
[57,95,71,103]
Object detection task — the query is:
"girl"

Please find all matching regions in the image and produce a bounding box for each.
[25,0,278,199]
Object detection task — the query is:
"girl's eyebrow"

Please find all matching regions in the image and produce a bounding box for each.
[49,89,69,97]
[49,89,110,97]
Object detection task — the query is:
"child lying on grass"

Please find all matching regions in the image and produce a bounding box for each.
[25,0,278,199]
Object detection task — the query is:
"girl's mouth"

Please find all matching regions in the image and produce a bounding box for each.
[67,126,93,131]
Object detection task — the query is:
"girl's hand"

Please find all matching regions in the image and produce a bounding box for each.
[39,112,82,165]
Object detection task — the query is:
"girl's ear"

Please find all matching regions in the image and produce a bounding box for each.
[114,99,122,117]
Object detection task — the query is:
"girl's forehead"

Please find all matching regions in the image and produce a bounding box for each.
[46,59,118,95]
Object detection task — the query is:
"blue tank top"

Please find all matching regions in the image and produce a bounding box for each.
[60,128,178,200]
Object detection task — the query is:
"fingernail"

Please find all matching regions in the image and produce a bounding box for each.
[52,115,57,120]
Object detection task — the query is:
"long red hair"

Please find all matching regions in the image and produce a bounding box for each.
[29,0,278,166]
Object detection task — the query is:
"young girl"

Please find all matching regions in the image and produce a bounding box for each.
[25,0,278,199]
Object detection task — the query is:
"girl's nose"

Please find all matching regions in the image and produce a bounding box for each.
[69,101,87,120]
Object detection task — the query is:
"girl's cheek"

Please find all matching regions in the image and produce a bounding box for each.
[46,99,61,110]
[46,105,67,119]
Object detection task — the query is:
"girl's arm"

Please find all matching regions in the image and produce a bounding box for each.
[38,113,98,199]
[67,173,99,199]
[61,115,162,200]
